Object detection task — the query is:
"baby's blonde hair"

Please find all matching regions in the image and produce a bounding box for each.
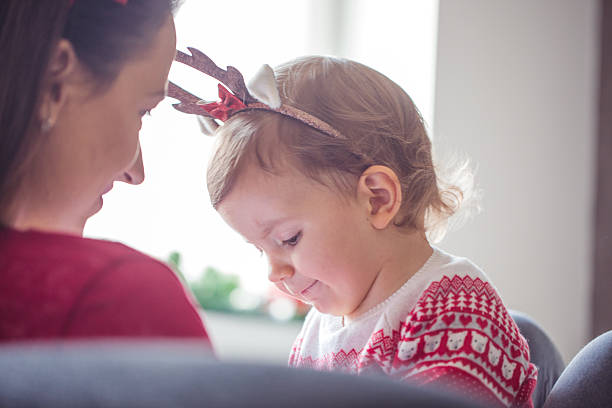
[207,56,471,241]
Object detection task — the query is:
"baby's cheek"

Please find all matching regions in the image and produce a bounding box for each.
[301,249,338,276]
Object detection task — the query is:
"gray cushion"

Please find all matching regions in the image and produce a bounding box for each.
[510,310,565,408]
[543,330,612,408]
[0,341,484,408]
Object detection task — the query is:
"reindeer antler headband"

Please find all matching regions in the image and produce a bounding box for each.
[168,48,345,139]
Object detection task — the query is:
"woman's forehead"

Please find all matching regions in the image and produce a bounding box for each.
[113,15,176,96]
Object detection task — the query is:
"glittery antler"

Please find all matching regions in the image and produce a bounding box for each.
[167,72,220,135]
[175,47,257,105]
[167,82,210,116]
[167,47,259,122]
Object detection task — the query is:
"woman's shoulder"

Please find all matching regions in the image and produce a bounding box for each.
[0,226,162,271]
[0,226,210,341]
[0,226,185,316]
[0,226,187,308]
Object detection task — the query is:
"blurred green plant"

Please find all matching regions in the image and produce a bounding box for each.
[167,251,239,312]
[166,251,307,320]
[190,266,240,312]
[167,251,186,282]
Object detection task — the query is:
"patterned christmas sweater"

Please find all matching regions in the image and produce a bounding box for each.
[289,247,537,407]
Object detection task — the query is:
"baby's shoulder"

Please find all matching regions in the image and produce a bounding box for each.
[397,248,515,344]
[373,247,493,325]
[388,247,505,326]
[427,247,488,281]
[413,247,497,303]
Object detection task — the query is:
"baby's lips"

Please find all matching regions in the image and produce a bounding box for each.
[300,280,319,296]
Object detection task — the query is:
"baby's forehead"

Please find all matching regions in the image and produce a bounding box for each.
[233,162,317,197]
[233,146,310,183]
[217,171,313,232]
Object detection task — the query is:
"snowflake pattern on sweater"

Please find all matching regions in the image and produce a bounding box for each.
[289,247,537,407]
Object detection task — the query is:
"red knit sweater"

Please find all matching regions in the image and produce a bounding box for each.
[0,227,211,344]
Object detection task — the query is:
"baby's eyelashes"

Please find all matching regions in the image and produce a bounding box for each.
[245,230,301,254]
[281,231,302,247]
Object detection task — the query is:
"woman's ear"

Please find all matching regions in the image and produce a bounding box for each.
[357,165,402,230]
[37,39,78,132]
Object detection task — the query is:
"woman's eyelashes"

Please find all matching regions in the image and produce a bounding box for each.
[141,97,164,118]
[282,231,302,247]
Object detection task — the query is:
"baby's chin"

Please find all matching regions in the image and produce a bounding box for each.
[311,301,344,317]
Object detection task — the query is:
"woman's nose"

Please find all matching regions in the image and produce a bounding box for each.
[268,260,294,283]
[118,143,145,185]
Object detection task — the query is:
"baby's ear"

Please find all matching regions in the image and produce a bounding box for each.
[357,165,402,230]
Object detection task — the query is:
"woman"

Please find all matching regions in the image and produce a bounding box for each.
[0,0,210,343]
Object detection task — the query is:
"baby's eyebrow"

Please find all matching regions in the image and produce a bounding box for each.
[257,217,294,240]
[259,224,275,241]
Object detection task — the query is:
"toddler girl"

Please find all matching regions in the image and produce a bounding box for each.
[170,50,537,407]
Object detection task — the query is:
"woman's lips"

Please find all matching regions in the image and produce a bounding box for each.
[102,183,114,195]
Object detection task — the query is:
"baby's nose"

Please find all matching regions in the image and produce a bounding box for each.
[268,260,294,283]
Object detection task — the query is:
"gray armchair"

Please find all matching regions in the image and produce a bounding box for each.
[0,341,483,408]
[509,310,565,408]
[543,330,612,408]
[3,315,605,408]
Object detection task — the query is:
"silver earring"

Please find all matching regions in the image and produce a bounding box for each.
[41,118,53,133]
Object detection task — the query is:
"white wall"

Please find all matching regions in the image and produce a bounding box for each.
[434,0,599,362]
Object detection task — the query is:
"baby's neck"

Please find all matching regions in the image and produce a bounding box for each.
[344,229,433,323]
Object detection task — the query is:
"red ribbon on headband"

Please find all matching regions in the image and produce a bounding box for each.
[200,84,248,121]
